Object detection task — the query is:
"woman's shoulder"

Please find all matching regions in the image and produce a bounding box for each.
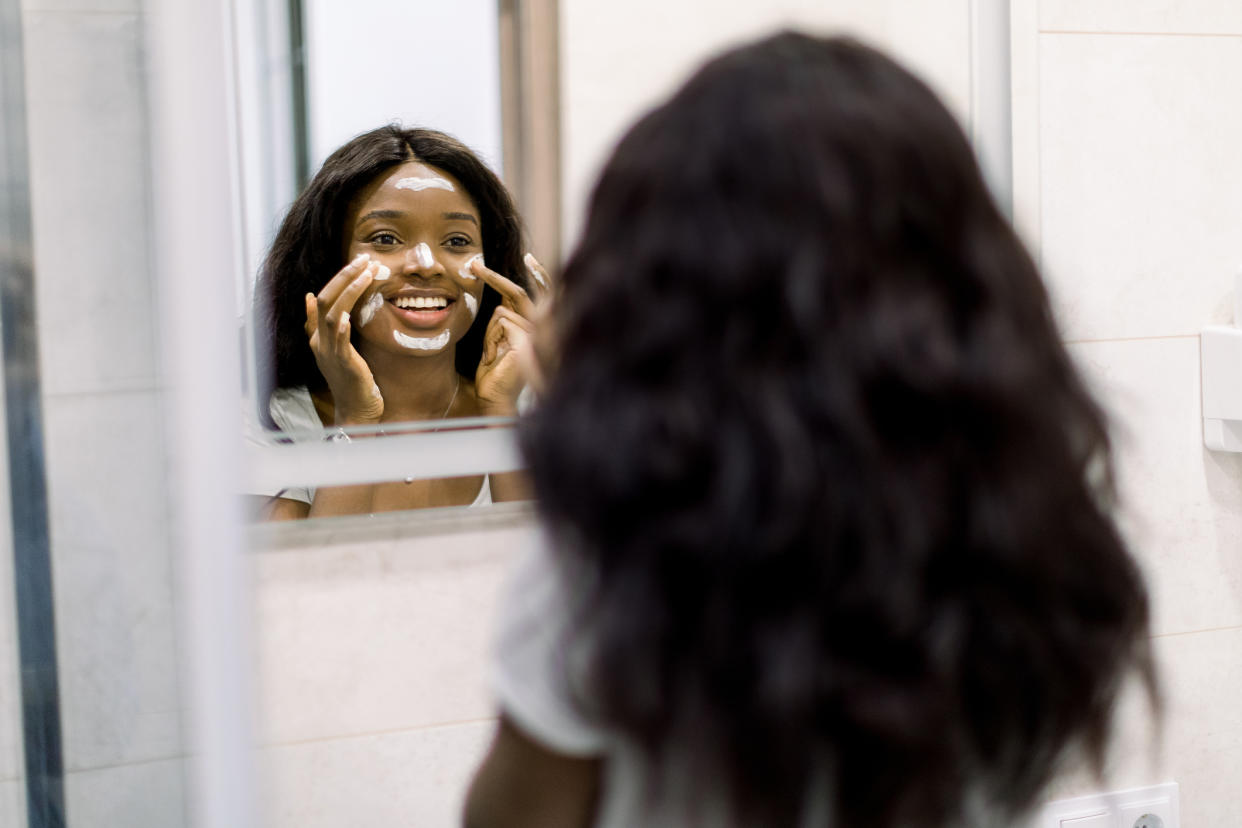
[269,385,323,437]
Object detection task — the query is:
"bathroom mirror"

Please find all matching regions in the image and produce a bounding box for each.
[236,0,558,516]
[234,0,1001,517]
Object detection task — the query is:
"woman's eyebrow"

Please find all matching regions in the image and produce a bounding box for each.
[442,211,479,225]
[357,209,404,224]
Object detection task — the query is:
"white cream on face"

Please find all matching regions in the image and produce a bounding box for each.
[357,290,384,327]
[458,252,483,281]
[463,292,479,320]
[524,253,548,288]
[373,264,391,281]
[393,329,451,351]
[413,242,434,270]
[394,176,455,193]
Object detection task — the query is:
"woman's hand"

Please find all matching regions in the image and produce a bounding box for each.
[305,253,384,425]
[472,254,549,416]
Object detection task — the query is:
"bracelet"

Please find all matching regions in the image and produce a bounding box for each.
[324,427,351,444]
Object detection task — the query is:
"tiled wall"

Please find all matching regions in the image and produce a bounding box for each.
[559,0,974,251]
[1014,1,1242,824]
[13,1,187,826]
[251,509,535,828]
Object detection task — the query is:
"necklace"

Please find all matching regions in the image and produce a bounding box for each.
[404,375,460,484]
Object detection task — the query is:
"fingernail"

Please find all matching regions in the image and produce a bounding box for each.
[352,253,370,266]
[339,312,350,332]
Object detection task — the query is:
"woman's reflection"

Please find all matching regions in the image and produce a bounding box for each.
[253,126,542,519]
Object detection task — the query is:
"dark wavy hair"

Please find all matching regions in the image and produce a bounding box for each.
[521,32,1155,828]
[254,125,527,415]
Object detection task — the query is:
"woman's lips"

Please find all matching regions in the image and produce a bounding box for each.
[387,298,454,329]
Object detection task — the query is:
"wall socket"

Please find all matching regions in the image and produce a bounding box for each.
[1041,782,1179,828]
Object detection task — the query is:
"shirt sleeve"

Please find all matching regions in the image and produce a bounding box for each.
[490,533,609,756]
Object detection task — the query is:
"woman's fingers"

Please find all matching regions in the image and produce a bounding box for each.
[490,304,535,332]
[523,253,552,295]
[317,252,373,308]
[320,263,375,341]
[471,258,536,318]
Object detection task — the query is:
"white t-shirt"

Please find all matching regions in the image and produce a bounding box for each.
[490,534,720,827]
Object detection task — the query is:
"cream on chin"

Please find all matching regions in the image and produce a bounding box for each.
[393,329,451,351]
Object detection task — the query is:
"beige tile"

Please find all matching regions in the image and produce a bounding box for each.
[560,0,971,248]
[0,779,28,828]
[42,392,184,771]
[260,720,494,828]
[254,523,533,745]
[1038,33,1242,341]
[1047,626,1242,828]
[64,759,186,828]
[1069,339,1242,637]
[1041,0,1242,35]
[21,11,158,396]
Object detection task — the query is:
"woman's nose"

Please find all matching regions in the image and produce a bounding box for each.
[405,242,438,274]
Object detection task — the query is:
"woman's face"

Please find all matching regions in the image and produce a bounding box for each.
[344,160,487,361]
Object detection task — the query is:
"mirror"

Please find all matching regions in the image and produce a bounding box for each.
[235,0,558,518]
[234,0,976,520]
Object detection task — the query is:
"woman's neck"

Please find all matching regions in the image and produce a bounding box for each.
[364,347,464,422]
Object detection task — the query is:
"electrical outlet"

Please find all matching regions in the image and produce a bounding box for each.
[1042,783,1179,828]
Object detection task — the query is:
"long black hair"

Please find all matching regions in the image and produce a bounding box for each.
[254,125,527,414]
[521,32,1155,828]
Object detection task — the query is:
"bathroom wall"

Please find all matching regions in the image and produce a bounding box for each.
[1011,2,1242,824]
[251,508,531,828]
[560,0,974,247]
[9,1,187,826]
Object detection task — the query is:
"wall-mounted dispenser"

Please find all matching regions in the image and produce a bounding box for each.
[1202,270,1242,451]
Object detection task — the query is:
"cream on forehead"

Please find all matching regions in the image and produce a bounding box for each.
[357,291,384,327]
[458,252,483,281]
[394,176,455,193]
[393,329,450,351]
[463,292,479,320]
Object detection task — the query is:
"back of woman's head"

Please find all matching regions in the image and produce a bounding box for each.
[522,32,1154,828]
[255,125,525,401]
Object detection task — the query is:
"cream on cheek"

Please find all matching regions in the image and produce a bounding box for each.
[394,176,455,193]
[393,329,451,351]
[463,292,479,320]
[458,253,483,281]
[357,290,384,327]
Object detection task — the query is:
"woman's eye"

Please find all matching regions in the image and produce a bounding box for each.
[446,235,473,249]
[370,232,400,247]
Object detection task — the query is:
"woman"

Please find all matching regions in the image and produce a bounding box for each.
[254,126,545,519]
[465,33,1157,828]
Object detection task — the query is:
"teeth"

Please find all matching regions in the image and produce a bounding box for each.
[392,296,449,310]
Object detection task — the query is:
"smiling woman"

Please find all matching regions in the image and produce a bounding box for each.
[252,126,545,520]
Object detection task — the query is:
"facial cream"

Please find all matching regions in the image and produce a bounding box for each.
[357,291,384,327]
[393,329,450,351]
[394,176,455,193]
[463,292,479,320]
[413,242,434,270]
[458,252,483,281]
